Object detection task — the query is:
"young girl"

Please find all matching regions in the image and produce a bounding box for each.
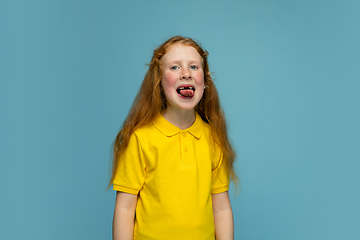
[109,36,238,240]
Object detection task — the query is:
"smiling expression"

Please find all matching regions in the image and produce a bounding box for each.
[160,43,205,112]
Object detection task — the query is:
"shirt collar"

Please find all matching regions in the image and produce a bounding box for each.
[152,112,204,139]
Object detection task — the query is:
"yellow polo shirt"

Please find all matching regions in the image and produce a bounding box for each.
[113,113,229,240]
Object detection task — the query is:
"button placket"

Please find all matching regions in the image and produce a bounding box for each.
[180,131,192,165]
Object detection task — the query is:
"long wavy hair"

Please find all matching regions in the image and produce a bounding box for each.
[108,36,238,189]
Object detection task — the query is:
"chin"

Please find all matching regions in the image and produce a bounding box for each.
[177,102,201,111]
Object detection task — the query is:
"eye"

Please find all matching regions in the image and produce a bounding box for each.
[190,65,198,70]
[171,66,179,70]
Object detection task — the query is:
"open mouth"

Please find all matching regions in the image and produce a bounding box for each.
[176,86,195,97]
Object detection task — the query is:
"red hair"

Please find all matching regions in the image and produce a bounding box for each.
[108,36,238,189]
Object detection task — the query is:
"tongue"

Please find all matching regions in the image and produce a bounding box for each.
[180,89,194,97]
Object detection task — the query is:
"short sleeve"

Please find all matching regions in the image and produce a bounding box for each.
[211,153,230,194]
[113,133,146,194]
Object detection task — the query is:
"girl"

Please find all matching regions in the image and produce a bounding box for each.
[109,36,238,240]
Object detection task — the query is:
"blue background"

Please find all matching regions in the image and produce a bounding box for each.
[1,0,359,239]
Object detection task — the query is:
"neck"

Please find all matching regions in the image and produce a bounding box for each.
[162,107,196,130]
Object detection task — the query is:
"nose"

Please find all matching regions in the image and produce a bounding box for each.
[181,68,191,80]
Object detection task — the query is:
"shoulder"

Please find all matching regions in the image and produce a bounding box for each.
[133,122,154,135]
[201,120,220,147]
[131,115,164,141]
[131,123,156,143]
[202,121,211,133]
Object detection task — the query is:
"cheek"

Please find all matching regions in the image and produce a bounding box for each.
[194,72,205,85]
[162,72,177,88]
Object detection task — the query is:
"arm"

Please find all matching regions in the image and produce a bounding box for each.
[113,191,138,240]
[212,191,234,240]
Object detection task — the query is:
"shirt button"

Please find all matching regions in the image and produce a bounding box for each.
[182,132,187,137]
[184,146,188,152]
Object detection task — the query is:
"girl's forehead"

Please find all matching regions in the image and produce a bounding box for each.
[165,43,196,52]
[162,43,201,61]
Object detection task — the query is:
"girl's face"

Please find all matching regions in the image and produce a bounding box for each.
[160,44,204,112]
